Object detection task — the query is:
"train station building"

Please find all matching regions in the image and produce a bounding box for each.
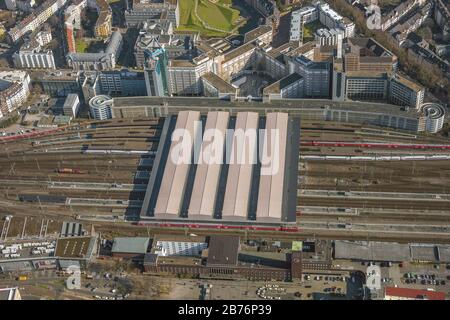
[139,110,299,225]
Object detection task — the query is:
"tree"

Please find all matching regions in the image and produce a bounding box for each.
[76,29,85,39]
[47,39,60,50]
[0,58,10,68]
[31,84,43,95]
[48,15,61,29]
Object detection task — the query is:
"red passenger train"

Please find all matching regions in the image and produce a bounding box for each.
[133,221,299,232]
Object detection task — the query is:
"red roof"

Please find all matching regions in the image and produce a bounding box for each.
[385,287,445,300]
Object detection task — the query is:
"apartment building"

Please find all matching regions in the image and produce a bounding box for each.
[125,0,177,27]
[289,3,355,43]
[66,31,123,70]
[8,0,67,42]
[94,0,112,38]
[0,71,31,118]
[13,40,56,70]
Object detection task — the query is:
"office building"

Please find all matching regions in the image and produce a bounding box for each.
[144,47,170,96]
[125,0,177,27]
[134,21,196,68]
[263,73,304,101]
[167,59,210,96]
[79,69,147,98]
[389,73,425,109]
[418,103,446,133]
[201,72,238,100]
[110,96,431,134]
[343,38,398,73]
[289,55,331,98]
[89,95,113,120]
[111,237,150,260]
[38,70,80,97]
[63,93,80,117]
[144,235,303,282]
[345,72,389,101]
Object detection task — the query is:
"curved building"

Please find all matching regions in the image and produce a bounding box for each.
[89,95,113,120]
[419,103,446,133]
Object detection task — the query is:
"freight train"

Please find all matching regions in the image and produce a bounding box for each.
[55,168,87,174]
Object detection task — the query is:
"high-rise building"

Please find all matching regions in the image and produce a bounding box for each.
[144,47,170,97]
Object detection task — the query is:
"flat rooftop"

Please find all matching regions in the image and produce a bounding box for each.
[111,96,423,119]
[206,235,240,266]
[111,237,150,254]
[223,42,256,63]
[335,241,450,263]
[55,236,95,259]
[201,72,237,93]
[392,73,424,92]
[263,73,303,95]
[334,241,410,262]
[244,25,272,43]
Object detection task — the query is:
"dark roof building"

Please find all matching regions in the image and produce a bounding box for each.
[206,235,240,267]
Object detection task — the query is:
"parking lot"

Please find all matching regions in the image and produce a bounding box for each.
[333,259,450,298]
[0,240,56,261]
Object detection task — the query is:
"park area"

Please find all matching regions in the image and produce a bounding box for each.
[177,0,243,37]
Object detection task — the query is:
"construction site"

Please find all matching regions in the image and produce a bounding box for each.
[0,114,449,244]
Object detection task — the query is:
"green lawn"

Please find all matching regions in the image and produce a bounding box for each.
[178,0,241,36]
[75,38,89,53]
[303,20,326,42]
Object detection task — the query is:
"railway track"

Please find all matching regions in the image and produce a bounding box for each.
[298,197,450,212]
